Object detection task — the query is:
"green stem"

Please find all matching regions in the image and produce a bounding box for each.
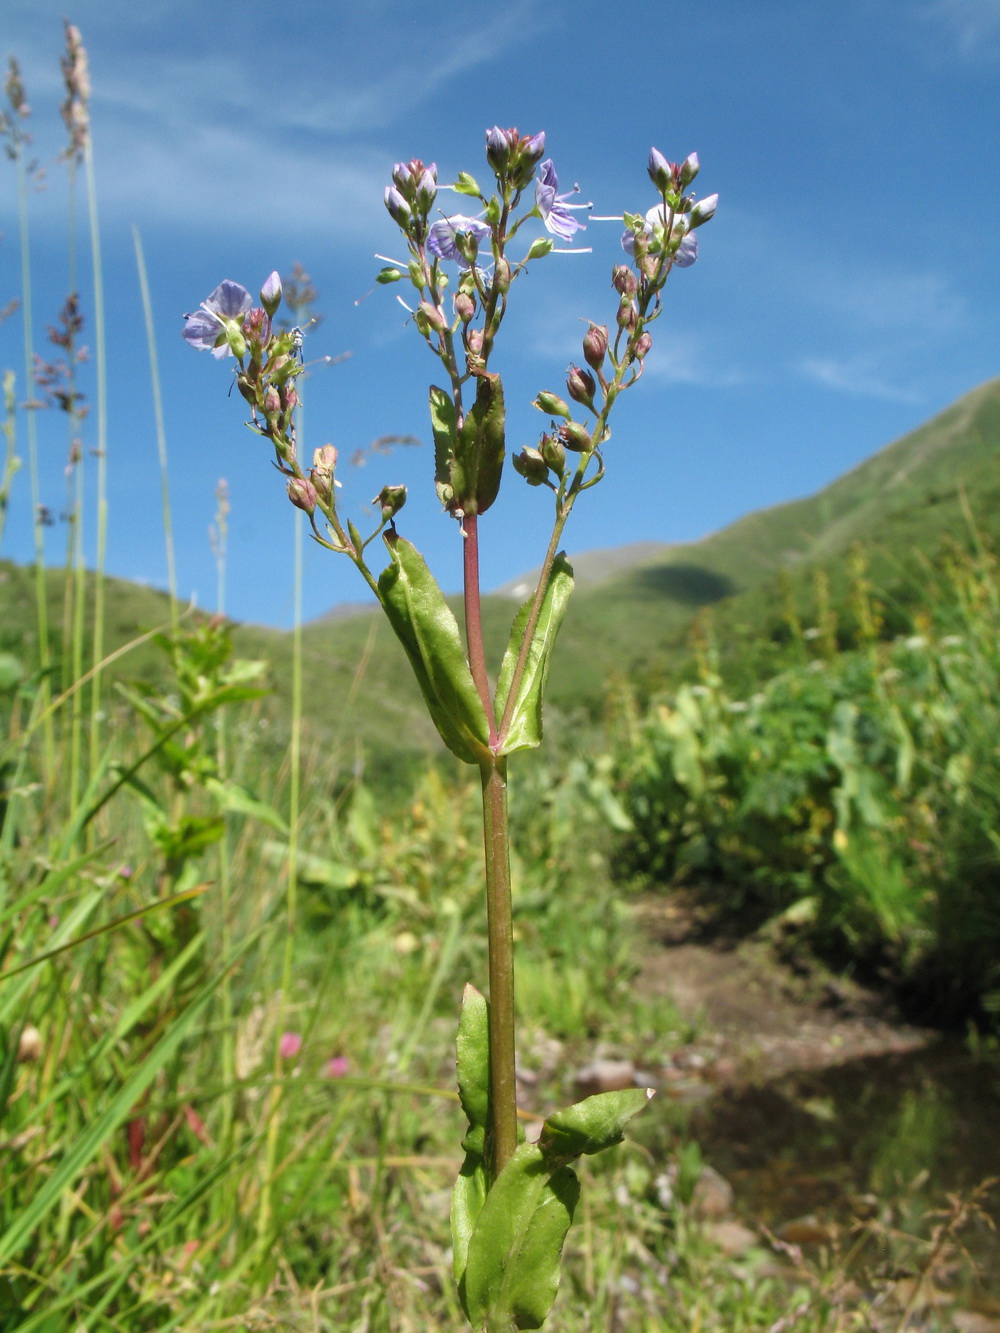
[84,134,108,783]
[479,754,517,1177]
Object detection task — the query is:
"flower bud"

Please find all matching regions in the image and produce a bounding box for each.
[689,192,718,227]
[583,324,608,371]
[612,265,637,296]
[375,483,407,521]
[454,291,476,323]
[533,390,571,419]
[617,295,638,331]
[415,164,437,213]
[539,433,566,476]
[566,364,596,407]
[287,477,318,515]
[647,147,673,193]
[513,446,549,486]
[263,385,281,418]
[310,444,338,501]
[558,421,593,453]
[260,271,282,317]
[679,152,700,188]
[376,266,402,285]
[633,331,653,360]
[488,125,517,174]
[225,324,247,360]
[415,302,447,336]
[526,236,554,260]
[384,185,412,227]
[492,256,511,295]
[466,328,484,356]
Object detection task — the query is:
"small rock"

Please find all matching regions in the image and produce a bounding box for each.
[692,1165,734,1220]
[706,1219,757,1257]
[573,1058,636,1096]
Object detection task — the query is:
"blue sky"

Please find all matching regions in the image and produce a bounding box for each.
[2,0,998,627]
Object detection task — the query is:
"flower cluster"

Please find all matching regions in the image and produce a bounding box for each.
[621,149,718,273]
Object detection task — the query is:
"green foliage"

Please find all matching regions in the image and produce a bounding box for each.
[617,536,1000,1023]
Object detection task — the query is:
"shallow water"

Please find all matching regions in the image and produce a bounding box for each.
[687,1041,1000,1290]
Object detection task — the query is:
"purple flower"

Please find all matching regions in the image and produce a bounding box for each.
[534,160,589,241]
[325,1055,349,1078]
[427,214,491,267]
[183,280,251,358]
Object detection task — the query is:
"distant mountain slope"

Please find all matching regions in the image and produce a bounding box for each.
[4,377,998,772]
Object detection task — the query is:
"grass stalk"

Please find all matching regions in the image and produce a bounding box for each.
[83,132,108,784]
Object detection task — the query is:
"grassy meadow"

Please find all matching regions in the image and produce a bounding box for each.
[4,32,1000,1333]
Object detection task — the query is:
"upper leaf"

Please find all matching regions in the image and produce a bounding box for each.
[538,1088,654,1166]
[494,555,574,755]
[377,534,491,764]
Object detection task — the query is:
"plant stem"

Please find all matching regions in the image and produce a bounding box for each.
[479,753,518,1176]
[462,513,497,745]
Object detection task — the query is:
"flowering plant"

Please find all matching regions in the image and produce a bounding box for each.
[184,129,715,1330]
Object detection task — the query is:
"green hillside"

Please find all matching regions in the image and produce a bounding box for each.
[4,376,999,771]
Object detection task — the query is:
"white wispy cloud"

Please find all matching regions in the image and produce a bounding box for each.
[800,356,925,403]
[916,0,1000,59]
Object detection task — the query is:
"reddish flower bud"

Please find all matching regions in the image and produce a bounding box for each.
[617,296,638,331]
[566,364,596,407]
[454,292,476,323]
[633,331,653,360]
[310,444,338,502]
[557,421,593,453]
[583,323,608,371]
[287,477,318,515]
[260,271,282,317]
[612,265,638,296]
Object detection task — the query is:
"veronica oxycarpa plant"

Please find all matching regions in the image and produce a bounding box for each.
[184,128,716,1332]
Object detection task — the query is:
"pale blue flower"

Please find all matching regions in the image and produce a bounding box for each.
[621,204,699,268]
[534,160,589,240]
[427,214,491,267]
[183,280,252,358]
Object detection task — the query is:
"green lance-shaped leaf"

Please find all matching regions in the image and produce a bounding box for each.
[456,983,491,1154]
[452,984,492,1284]
[462,1142,580,1331]
[538,1088,654,1166]
[430,371,505,517]
[494,555,574,756]
[377,533,491,764]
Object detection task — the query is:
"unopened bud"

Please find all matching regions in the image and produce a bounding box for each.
[647,147,673,193]
[415,302,447,335]
[310,444,338,501]
[583,323,608,371]
[679,152,700,188]
[633,331,653,360]
[539,433,566,476]
[466,328,484,356]
[263,385,281,418]
[384,185,411,227]
[486,125,513,174]
[533,390,571,419]
[512,446,549,486]
[492,256,511,295]
[225,324,247,359]
[287,477,318,515]
[415,164,437,213]
[454,291,476,323]
[260,271,282,317]
[612,265,637,296]
[558,421,593,453]
[566,364,596,407]
[376,483,407,521]
[526,236,554,260]
[689,192,718,226]
[617,296,638,331]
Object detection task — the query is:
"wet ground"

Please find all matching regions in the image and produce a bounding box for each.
[631,891,1000,1317]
